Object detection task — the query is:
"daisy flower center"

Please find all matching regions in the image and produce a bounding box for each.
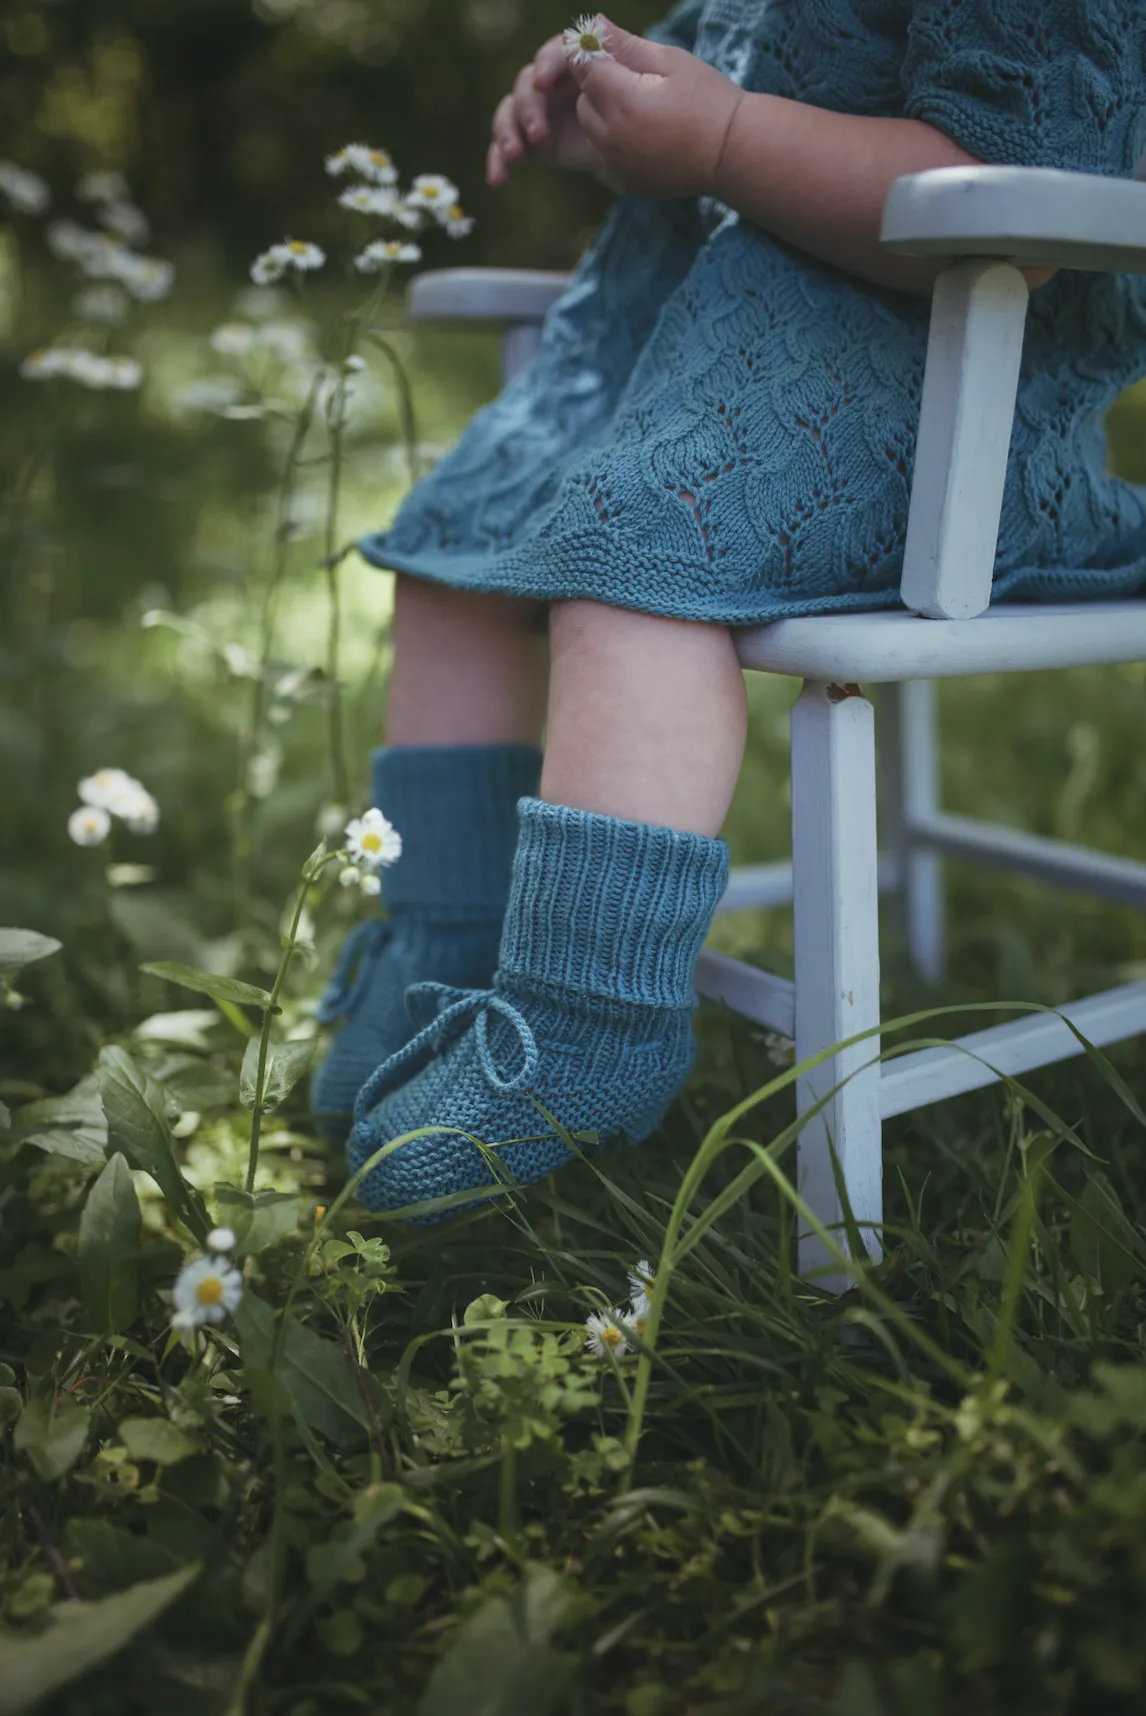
[601,1324,623,1349]
[578,27,602,51]
[196,1274,225,1306]
[361,831,383,853]
[289,240,309,254]
[370,152,390,167]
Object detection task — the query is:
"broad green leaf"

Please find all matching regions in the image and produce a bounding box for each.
[78,1154,141,1334]
[157,1057,237,1113]
[0,1564,199,1716]
[110,891,208,966]
[96,1046,204,1236]
[12,1074,107,1166]
[118,1416,199,1466]
[305,1484,405,1603]
[239,1037,316,1112]
[13,1391,91,1482]
[1070,1172,1145,1291]
[133,1009,221,1048]
[214,1185,301,1255]
[0,928,62,981]
[64,1520,182,1594]
[419,1564,577,1716]
[234,1291,367,1447]
[140,961,273,1009]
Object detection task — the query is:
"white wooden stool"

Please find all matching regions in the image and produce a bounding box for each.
[405,167,1146,1287]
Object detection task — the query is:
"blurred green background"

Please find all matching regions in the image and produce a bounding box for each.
[3,0,1146,1102]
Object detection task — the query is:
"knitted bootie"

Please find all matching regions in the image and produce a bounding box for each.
[310,744,541,1139]
[348,797,730,1217]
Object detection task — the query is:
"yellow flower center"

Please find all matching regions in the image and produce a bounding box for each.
[289,241,309,254]
[370,151,390,167]
[601,1324,623,1349]
[196,1274,225,1306]
[579,29,602,51]
[449,205,463,220]
[361,831,383,853]
[422,186,441,199]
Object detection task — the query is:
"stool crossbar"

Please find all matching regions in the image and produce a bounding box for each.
[405,166,1146,1289]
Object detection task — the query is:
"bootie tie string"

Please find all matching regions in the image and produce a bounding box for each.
[354,981,538,1123]
[316,918,392,1026]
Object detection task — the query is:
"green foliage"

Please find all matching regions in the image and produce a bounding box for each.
[4,13,1146,1708]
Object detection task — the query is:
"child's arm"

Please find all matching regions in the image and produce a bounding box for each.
[567,21,1052,299]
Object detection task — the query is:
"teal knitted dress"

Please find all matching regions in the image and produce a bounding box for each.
[360,0,1146,619]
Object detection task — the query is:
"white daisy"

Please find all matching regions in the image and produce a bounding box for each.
[46,219,103,262]
[122,790,160,834]
[563,13,613,65]
[78,768,136,810]
[72,283,129,324]
[317,802,348,838]
[20,348,68,381]
[405,174,459,213]
[77,169,129,205]
[325,144,399,186]
[255,320,314,364]
[441,203,475,240]
[338,184,398,217]
[627,1288,651,1340]
[102,355,144,390]
[206,1226,236,1251]
[68,350,116,388]
[173,376,242,415]
[233,283,287,322]
[585,1308,630,1359]
[100,199,150,246]
[627,1259,655,1298]
[118,255,175,302]
[344,807,402,871]
[68,805,112,847]
[210,322,257,357]
[250,239,325,284]
[354,238,422,273]
[344,354,366,373]
[170,1253,243,1329]
[0,161,50,215]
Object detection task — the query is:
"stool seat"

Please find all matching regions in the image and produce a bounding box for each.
[408,268,572,326]
[736,601,1146,683]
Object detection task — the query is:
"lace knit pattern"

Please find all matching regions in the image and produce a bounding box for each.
[361,0,1146,622]
[348,798,730,1218]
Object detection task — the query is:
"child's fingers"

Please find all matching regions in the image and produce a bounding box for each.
[486,138,507,186]
[532,35,570,91]
[491,93,526,162]
[513,62,549,144]
[595,20,671,74]
[570,53,648,123]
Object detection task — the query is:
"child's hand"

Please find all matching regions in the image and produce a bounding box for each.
[487,34,607,187]
[566,19,745,200]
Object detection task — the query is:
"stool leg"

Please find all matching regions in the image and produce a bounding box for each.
[899,679,946,984]
[792,680,883,1284]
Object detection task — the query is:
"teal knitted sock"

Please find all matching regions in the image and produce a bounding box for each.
[310,744,541,1139]
[348,797,730,1217]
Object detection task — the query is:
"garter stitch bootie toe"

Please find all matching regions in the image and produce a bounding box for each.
[347,798,730,1217]
[310,744,541,1140]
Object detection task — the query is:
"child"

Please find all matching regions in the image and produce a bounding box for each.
[314,0,1146,1215]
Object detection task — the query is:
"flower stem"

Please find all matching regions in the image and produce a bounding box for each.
[244,853,326,1193]
[235,379,321,946]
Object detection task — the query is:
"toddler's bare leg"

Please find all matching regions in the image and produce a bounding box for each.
[542,600,747,837]
[386,574,548,747]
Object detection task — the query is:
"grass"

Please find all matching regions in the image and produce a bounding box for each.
[3,282,1146,1713]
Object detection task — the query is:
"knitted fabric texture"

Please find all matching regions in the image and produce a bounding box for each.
[347,797,730,1218]
[361,0,1146,622]
[310,744,541,1137]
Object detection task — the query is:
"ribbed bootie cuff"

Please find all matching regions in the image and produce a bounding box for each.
[372,745,542,918]
[498,798,729,1009]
